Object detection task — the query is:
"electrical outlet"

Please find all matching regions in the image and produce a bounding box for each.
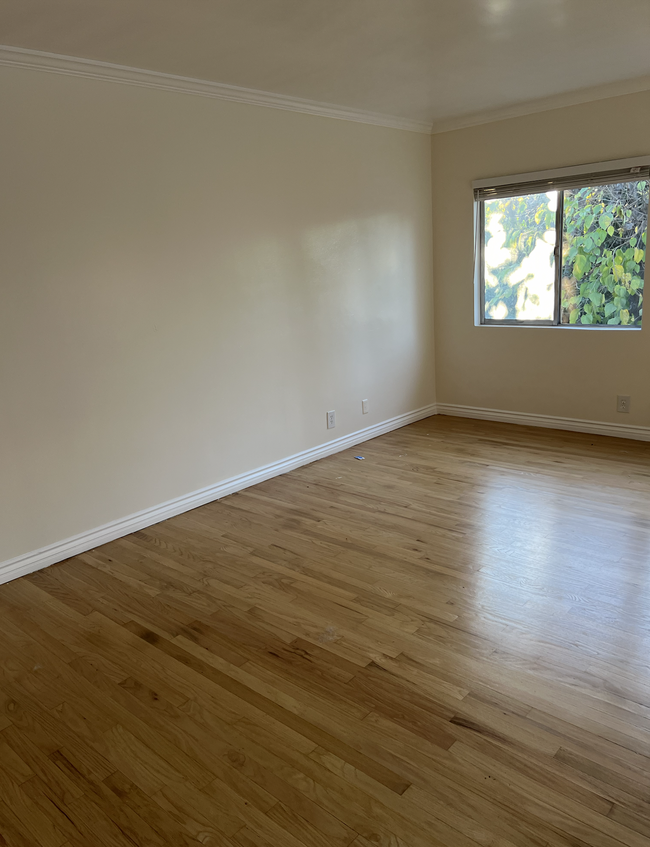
[617,395,631,413]
[327,410,336,429]
[362,399,369,414]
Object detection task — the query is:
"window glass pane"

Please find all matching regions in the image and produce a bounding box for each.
[561,181,649,326]
[483,192,557,322]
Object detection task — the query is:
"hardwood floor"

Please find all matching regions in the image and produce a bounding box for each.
[1,415,650,847]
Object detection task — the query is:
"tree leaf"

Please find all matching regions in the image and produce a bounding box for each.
[574,253,588,278]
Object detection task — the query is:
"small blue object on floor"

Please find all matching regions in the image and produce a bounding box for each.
[354,456,365,460]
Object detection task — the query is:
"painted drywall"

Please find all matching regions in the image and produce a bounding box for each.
[431,90,650,425]
[0,65,434,565]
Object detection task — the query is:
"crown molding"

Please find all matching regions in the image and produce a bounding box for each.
[3,44,649,139]
[431,74,650,134]
[0,44,432,134]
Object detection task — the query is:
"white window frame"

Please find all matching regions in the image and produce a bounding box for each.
[473,157,650,328]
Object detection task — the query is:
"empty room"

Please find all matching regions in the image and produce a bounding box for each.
[2,1,650,845]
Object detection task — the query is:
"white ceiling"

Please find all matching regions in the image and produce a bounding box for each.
[1,0,650,127]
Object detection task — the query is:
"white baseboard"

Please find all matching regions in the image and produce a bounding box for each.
[437,403,650,442]
[7,399,644,587]
[0,403,438,586]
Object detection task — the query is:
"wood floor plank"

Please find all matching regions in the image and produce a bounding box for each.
[2,416,650,846]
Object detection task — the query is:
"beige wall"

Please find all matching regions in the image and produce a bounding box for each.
[432,91,650,424]
[0,66,434,564]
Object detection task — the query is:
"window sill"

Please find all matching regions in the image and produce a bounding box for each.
[477,322,642,330]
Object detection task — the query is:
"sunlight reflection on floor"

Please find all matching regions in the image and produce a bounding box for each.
[469,464,650,671]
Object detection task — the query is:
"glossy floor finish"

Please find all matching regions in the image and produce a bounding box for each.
[1,416,650,847]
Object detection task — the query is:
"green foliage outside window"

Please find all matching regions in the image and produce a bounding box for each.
[483,180,648,326]
[561,182,647,325]
[484,193,556,321]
